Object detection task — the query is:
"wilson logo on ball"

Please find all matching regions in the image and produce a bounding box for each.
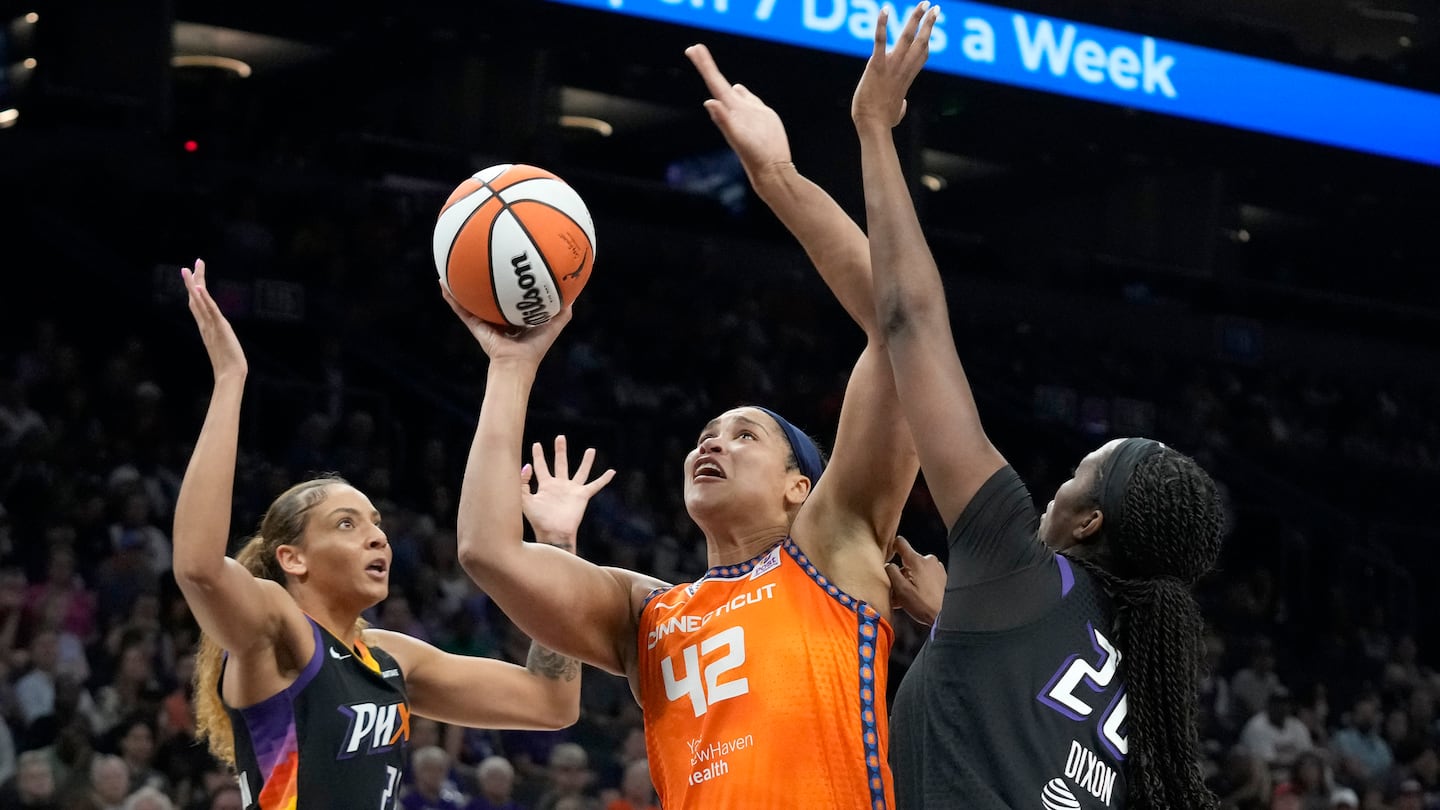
[433,164,596,327]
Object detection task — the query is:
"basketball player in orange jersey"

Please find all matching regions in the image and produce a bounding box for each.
[174,259,587,810]
[441,48,920,810]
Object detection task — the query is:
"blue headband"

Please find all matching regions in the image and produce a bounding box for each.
[754,407,825,484]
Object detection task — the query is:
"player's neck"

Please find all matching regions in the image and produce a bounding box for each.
[294,593,365,649]
[701,522,789,568]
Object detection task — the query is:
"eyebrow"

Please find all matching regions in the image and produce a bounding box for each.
[699,415,772,437]
[326,506,381,521]
[734,415,771,434]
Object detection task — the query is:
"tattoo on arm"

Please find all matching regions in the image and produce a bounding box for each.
[527,642,580,682]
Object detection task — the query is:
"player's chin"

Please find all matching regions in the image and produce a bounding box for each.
[358,576,389,603]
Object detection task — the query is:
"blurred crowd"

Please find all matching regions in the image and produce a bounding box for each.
[1,169,1436,810]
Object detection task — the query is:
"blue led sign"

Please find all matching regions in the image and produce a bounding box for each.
[548,0,1440,167]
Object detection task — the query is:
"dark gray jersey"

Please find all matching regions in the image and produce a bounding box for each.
[890,466,1129,810]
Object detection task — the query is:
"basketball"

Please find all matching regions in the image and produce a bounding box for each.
[433,163,596,328]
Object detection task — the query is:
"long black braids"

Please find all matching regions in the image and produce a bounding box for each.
[1076,446,1224,810]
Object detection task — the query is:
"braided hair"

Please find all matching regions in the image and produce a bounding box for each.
[1077,444,1224,810]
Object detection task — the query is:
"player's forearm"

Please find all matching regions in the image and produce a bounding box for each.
[172,375,246,584]
[856,121,949,339]
[525,641,582,728]
[456,360,537,574]
[751,162,879,335]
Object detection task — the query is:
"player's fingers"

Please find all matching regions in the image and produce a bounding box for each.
[895,535,924,565]
[439,282,484,328]
[886,563,918,602]
[531,441,552,480]
[899,1,928,45]
[573,446,597,481]
[552,435,570,479]
[872,7,890,56]
[584,467,618,495]
[685,44,735,101]
[917,5,940,51]
[905,7,939,70]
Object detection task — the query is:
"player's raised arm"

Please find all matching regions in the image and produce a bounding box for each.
[446,291,666,677]
[686,44,917,564]
[853,5,1006,530]
[172,259,309,661]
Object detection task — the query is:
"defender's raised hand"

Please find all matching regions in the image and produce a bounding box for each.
[885,536,947,627]
[182,259,248,381]
[520,435,616,550]
[852,3,941,130]
[685,43,793,185]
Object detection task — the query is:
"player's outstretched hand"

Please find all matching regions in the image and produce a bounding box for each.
[521,435,616,551]
[886,535,946,627]
[685,43,794,186]
[182,258,248,382]
[852,2,941,131]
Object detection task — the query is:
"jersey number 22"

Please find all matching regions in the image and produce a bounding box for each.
[1040,624,1129,757]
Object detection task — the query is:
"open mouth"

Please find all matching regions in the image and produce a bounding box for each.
[365,560,388,578]
[693,461,726,481]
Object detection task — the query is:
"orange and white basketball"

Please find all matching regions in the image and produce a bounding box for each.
[433,164,596,328]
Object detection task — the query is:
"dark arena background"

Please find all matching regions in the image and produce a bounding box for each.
[1,1,1438,808]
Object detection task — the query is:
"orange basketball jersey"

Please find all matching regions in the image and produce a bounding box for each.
[637,538,894,810]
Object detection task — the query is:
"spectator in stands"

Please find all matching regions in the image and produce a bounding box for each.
[594,725,646,797]
[1331,694,1394,785]
[1392,778,1424,810]
[1408,688,1439,746]
[157,651,196,743]
[603,759,657,810]
[202,784,243,810]
[1385,708,1417,762]
[1209,743,1267,801]
[25,545,96,642]
[1234,638,1288,723]
[1384,636,1431,694]
[1287,751,1332,810]
[93,533,158,631]
[111,714,167,796]
[0,750,60,809]
[1295,684,1333,752]
[379,594,432,644]
[92,642,163,737]
[107,491,173,578]
[535,743,595,810]
[1242,688,1316,778]
[1201,631,1238,749]
[1329,786,1359,810]
[122,785,175,810]
[401,746,467,810]
[467,756,522,810]
[13,630,98,734]
[90,753,133,810]
[1404,745,1439,807]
